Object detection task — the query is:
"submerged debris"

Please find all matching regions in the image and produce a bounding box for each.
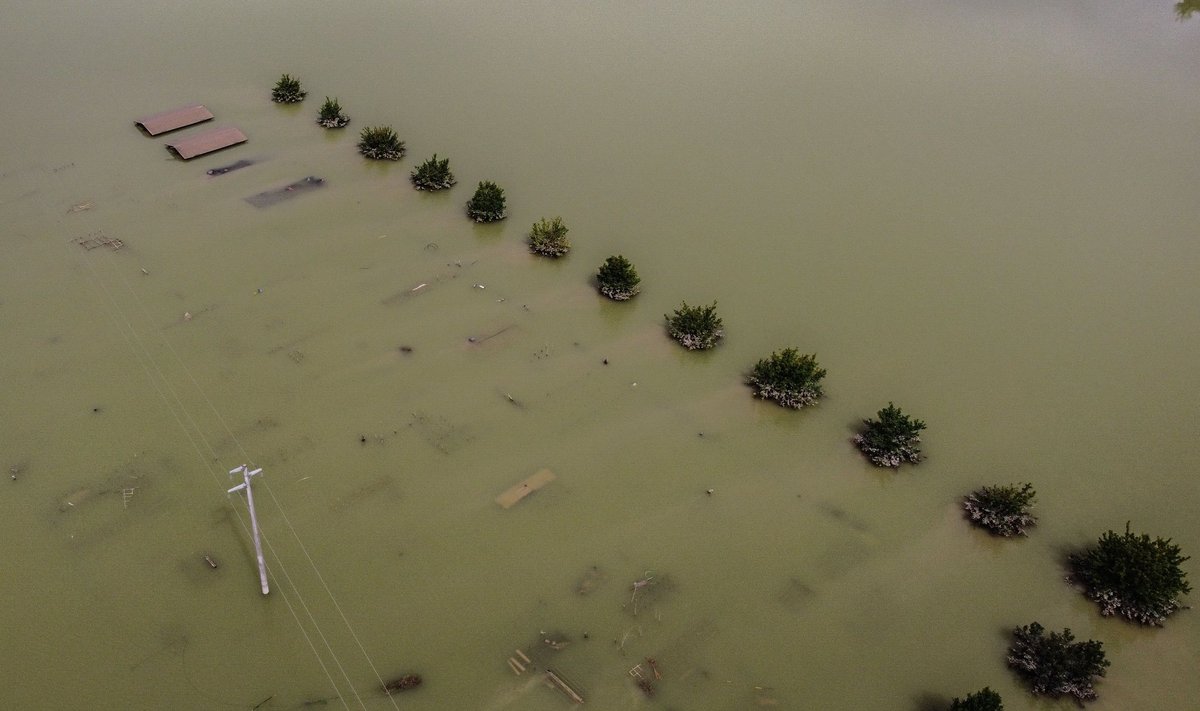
[382,674,422,694]
[73,231,123,251]
[206,159,254,176]
[575,566,606,595]
[244,176,325,208]
[544,669,584,704]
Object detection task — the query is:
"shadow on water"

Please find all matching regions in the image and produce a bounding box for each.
[912,691,951,711]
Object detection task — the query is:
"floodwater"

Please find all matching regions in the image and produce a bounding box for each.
[1,2,1198,709]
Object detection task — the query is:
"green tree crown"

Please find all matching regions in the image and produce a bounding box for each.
[596,255,640,300]
[317,97,349,128]
[528,216,571,257]
[271,74,306,103]
[1006,622,1108,702]
[853,402,926,467]
[357,126,405,160]
[963,483,1037,537]
[467,181,507,222]
[1069,523,1191,625]
[748,348,826,409]
[666,301,723,350]
[950,687,1003,711]
[411,154,456,190]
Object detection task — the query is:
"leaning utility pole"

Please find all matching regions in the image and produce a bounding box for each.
[228,465,269,595]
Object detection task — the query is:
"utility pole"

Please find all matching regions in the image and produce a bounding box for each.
[228,465,269,595]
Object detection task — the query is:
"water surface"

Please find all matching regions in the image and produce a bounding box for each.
[1,2,1198,709]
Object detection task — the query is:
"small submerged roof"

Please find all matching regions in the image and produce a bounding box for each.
[166,126,247,160]
[135,104,214,136]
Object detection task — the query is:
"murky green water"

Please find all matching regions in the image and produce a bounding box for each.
[2,2,1198,709]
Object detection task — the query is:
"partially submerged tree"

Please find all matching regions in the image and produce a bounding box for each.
[747,348,826,409]
[666,301,723,350]
[316,97,349,128]
[853,402,925,468]
[357,126,405,160]
[271,74,307,103]
[1006,622,1108,703]
[949,687,1003,711]
[1177,1,1200,19]
[466,181,507,222]
[596,255,640,301]
[1069,523,1191,626]
[963,483,1037,537]
[528,217,570,257]
[410,154,456,191]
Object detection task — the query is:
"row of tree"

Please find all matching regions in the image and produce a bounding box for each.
[271,74,1189,709]
[270,75,503,217]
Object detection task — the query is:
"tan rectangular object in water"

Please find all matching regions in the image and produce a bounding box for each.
[135,104,214,136]
[495,468,556,508]
[166,126,247,160]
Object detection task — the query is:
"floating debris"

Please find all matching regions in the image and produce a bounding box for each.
[468,324,515,346]
[66,200,94,214]
[542,633,570,651]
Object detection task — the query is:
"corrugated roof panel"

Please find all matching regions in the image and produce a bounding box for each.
[165,127,247,160]
[135,104,214,136]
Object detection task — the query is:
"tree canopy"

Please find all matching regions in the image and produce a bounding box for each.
[596,255,640,300]
[1069,523,1191,625]
[747,348,826,409]
[949,687,1003,711]
[665,301,723,350]
[1007,622,1108,703]
[853,402,925,467]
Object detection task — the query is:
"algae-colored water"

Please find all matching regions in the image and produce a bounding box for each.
[1,2,1198,709]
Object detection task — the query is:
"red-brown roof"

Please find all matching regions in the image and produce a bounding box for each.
[135,104,214,136]
[165,127,248,160]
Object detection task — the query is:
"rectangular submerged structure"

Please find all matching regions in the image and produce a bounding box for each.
[244,176,326,207]
[495,468,556,509]
[166,127,247,160]
[135,104,213,136]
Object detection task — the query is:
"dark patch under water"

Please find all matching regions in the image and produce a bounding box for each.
[244,176,325,207]
[206,159,255,176]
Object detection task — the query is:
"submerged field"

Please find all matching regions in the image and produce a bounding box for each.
[1,2,1198,709]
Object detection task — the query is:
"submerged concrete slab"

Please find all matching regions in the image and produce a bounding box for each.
[135,104,213,136]
[165,126,247,160]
